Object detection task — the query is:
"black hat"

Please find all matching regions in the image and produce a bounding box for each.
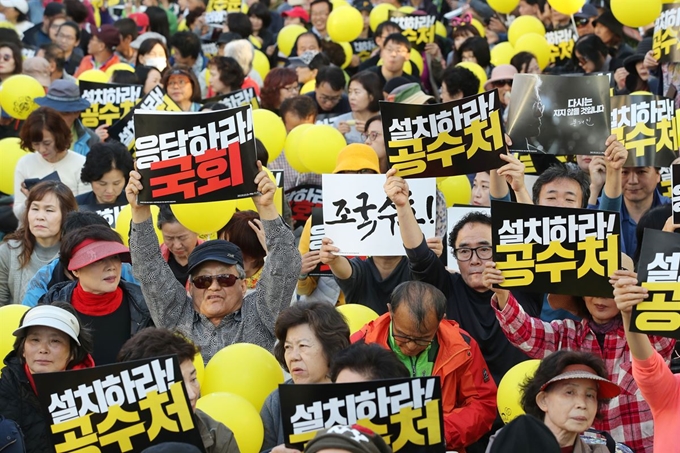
[593,9,624,38]
[573,3,598,19]
[624,37,654,73]
[44,2,65,17]
[355,0,372,12]
[141,443,203,453]
[187,240,244,274]
[488,415,561,453]
[383,76,411,95]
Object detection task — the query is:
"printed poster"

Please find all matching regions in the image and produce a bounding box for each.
[653,3,680,64]
[80,81,142,129]
[388,12,436,51]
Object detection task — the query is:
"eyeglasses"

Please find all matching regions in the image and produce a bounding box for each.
[453,245,493,261]
[391,323,434,347]
[56,32,76,41]
[191,274,240,289]
[491,79,513,88]
[282,84,299,93]
[0,53,12,62]
[318,93,342,104]
[361,131,382,142]
[167,79,189,88]
[383,46,407,56]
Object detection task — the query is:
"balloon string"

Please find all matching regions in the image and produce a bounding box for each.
[570,14,577,32]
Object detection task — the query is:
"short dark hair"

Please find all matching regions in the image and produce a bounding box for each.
[40,43,66,71]
[523,0,546,12]
[13,302,94,369]
[0,42,22,74]
[64,0,88,23]
[329,342,410,382]
[227,12,253,39]
[80,141,134,185]
[170,31,201,60]
[20,107,71,153]
[521,350,610,421]
[456,36,491,68]
[449,211,492,249]
[309,52,331,71]
[442,65,479,98]
[364,114,381,132]
[58,20,81,42]
[247,2,271,29]
[0,28,20,46]
[280,95,318,121]
[255,138,269,166]
[293,32,322,56]
[383,32,411,52]
[634,204,674,264]
[390,281,446,331]
[273,301,351,373]
[146,6,170,42]
[218,210,266,269]
[162,65,202,103]
[63,211,110,234]
[374,21,402,43]
[135,38,169,66]
[59,224,126,270]
[156,204,178,229]
[511,51,536,74]
[208,56,245,92]
[315,65,345,92]
[114,17,138,40]
[532,164,590,208]
[117,327,199,364]
[349,71,383,113]
[573,34,608,71]
[110,70,138,84]
[310,0,332,12]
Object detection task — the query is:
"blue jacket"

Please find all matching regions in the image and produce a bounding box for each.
[71,119,100,156]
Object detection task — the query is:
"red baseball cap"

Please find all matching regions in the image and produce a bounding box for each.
[129,12,149,33]
[282,6,309,23]
[68,239,131,271]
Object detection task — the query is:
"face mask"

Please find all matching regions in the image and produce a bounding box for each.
[145,57,167,71]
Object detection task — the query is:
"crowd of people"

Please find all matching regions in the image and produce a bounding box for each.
[0,0,679,452]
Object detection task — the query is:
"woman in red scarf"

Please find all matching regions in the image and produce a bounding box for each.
[38,224,153,365]
[0,303,94,453]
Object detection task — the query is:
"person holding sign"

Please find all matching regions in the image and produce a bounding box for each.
[125,163,301,362]
[613,270,680,453]
[0,303,94,453]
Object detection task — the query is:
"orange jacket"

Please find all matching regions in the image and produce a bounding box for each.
[351,313,498,452]
[74,54,120,78]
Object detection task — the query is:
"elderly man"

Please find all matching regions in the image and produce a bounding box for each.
[125,164,301,361]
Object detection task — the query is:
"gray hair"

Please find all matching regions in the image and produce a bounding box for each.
[224,39,254,74]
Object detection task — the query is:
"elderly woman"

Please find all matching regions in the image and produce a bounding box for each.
[13,107,89,221]
[224,39,262,95]
[260,301,350,452]
[482,260,675,453]
[218,210,266,292]
[260,67,298,114]
[38,224,152,365]
[75,141,134,206]
[0,181,77,305]
[206,56,245,99]
[162,65,202,112]
[486,350,620,452]
[157,205,203,286]
[0,303,94,453]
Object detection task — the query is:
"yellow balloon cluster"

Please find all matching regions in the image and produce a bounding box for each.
[252,109,286,161]
[547,0,585,15]
[298,125,348,174]
[327,6,363,43]
[284,123,314,173]
[491,42,515,66]
[508,15,545,46]
[196,393,264,453]
[514,33,551,70]
[0,75,44,119]
[337,304,379,335]
[369,3,396,31]
[277,24,307,57]
[437,176,472,207]
[0,137,29,194]
[497,360,541,424]
[171,200,237,235]
[253,49,270,80]
[611,0,661,27]
[488,0,519,14]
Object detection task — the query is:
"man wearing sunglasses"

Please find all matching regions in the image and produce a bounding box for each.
[125,163,301,362]
[351,280,497,452]
[573,4,597,37]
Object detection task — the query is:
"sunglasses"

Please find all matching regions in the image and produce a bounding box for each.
[191,274,240,289]
[575,17,590,27]
[491,79,513,88]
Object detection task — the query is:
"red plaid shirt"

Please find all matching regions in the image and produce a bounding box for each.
[493,293,676,453]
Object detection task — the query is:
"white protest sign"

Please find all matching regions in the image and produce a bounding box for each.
[446,205,491,272]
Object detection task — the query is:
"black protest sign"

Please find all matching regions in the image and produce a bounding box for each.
[352,38,377,62]
[545,25,576,66]
[280,376,445,452]
[79,204,127,228]
[201,87,260,110]
[287,184,323,230]
[388,12,436,51]
[134,106,259,204]
[673,165,680,224]
[653,3,680,64]
[308,208,330,277]
[660,166,673,199]
[380,91,505,178]
[80,81,142,129]
[612,95,678,168]
[33,356,205,453]
[491,201,620,297]
[507,74,610,155]
[632,228,680,339]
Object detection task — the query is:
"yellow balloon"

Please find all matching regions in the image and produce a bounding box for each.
[630,91,653,95]
[398,5,415,13]
[456,62,487,93]
[0,75,43,120]
[435,21,447,38]
[252,109,286,161]
[339,41,353,69]
[114,204,163,246]
[0,137,29,194]
[0,305,29,361]
[77,69,109,83]
[202,343,284,411]
[547,0,586,15]
[253,49,270,80]
[409,48,424,74]
[491,42,515,66]
[105,62,134,79]
[277,24,307,57]
[299,125,348,174]
[284,123,313,173]
[437,176,472,207]
[300,79,316,94]
[196,393,264,453]
[488,0,519,14]
[611,0,661,27]
[514,33,551,70]
[331,0,348,6]
[337,304,379,334]
[193,351,205,387]
[497,360,541,424]
[369,3,396,31]
[327,6,363,43]
[508,15,545,46]
[249,34,262,49]
[171,200,237,235]
[471,18,486,38]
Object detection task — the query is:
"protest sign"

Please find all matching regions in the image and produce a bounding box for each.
[206,0,242,12]
[446,206,491,273]
[514,153,568,175]
[323,174,435,256]
[280,376,445,452]
[33,356,205,453]
[201,87,260,110]
[673,165,680,224]
[201,42,219,59]
[108,86,180,151]
[545,25,576,66]
[352,38,377,62]
[632,228,680,339]
[308,208,330,277]
[79,204,127,228]
[287,184,323,230]
[380,90,505,178]
[653,3,680,64]
[134,106,259,204]
[80,81,142,129]
[507,74,611,155]
[612,95,678,168]
[661,166,673,198]
[204,10,227,25]
[491,201,620,297]
[388,12,436,51]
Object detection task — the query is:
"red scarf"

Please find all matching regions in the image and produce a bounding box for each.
[24,355,95,394]
[72,282,123,316]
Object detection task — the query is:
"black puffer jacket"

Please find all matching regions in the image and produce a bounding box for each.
[0,355,53,453]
